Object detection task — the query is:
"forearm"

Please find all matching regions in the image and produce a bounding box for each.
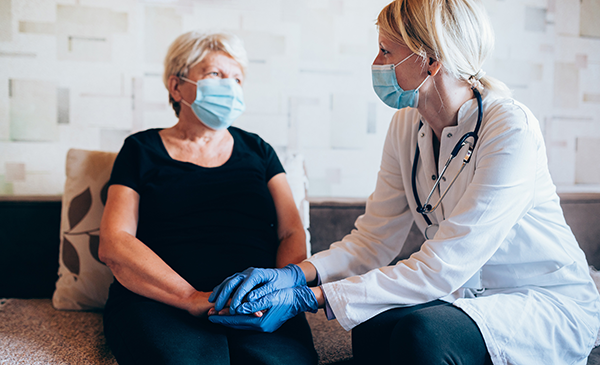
[275,228,307,268]
[99,232,210,315]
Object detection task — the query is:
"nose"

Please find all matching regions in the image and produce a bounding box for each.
[373,53,385,66]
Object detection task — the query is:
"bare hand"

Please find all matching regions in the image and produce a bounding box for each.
[208,306,266,317]
[185,291,215,317]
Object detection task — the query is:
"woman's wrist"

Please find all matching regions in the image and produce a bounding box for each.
[297,261,318,286]
[184,290,212,317]
[310,286,326,307]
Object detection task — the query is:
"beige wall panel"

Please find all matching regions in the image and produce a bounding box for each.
[575,137,600,184]
[580,0,600,38]
[0,0,12,42]
[9,79,58,142]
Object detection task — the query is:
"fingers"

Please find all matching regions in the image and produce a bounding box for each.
[209,272,238,303]
[237,293,277,314]
[208,285,221,303]
[212,275,245,311]
[229,272,269,311]
[246,282,277,302]
[208,307,265,317]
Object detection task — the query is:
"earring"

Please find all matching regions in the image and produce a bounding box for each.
[427,70,432,76]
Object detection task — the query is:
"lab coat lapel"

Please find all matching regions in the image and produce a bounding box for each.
[416,122,441,225]
[435,98,480,218]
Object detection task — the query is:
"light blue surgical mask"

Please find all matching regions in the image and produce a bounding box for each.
[180,77,245,130]
[371,52,430,109]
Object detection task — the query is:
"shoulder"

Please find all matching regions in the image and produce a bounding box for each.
[479,96,543,149]
[229,126,275,154]
[483,96,538,131]
[388,108,421,134]
[385,107,421,151]
[124,128,161,145]
[118,128,163,155]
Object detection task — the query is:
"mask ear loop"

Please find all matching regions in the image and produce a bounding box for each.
[392,52,416,68]
[176,76,198,111]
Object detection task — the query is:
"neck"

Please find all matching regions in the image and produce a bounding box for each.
[170,110,227,146]
[417,75,474,140]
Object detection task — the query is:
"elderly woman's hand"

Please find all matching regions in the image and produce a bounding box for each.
[184,291,217,317]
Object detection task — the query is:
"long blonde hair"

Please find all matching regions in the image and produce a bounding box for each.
[377,0,511,97]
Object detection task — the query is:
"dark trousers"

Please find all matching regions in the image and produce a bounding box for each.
[103,294,318,365]
[352,300,493,365]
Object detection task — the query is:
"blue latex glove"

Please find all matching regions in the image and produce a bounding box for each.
[209,264,307,314]
[208,285,318,333]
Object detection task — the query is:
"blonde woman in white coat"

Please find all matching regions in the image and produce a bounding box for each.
[207,1,600,364]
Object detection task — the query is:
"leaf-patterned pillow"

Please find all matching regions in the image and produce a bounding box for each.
[52,149,117,310]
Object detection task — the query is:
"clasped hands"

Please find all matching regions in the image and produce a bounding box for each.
[207,264,318,333]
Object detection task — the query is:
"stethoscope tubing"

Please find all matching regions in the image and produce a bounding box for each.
[412,87,483,237]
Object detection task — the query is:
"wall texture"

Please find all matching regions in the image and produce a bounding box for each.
[0,0,599,197]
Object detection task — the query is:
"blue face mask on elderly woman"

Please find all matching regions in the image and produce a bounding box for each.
[371,52,430,109]
[180,77,245,130]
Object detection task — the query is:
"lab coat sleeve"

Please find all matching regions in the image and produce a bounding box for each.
[307,113,416,284]
[319,102,541,331]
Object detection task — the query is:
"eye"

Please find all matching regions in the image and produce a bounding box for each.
[380,47,390,55]
[208,71,219,76]
[235,78,242,84]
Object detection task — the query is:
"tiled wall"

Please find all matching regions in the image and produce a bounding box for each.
[1,0,599,197]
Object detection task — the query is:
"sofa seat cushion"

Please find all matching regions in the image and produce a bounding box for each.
[0,299,351,364]
[0,298,116,364]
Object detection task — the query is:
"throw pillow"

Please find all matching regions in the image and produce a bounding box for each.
[52,149,117,310]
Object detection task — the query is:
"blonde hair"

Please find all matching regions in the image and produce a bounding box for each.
[163,31,249,116]
[377,0,511,97]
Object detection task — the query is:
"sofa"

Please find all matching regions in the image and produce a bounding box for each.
[2,180,600,363]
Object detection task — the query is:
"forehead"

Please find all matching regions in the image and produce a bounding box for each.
[190,51,243,75]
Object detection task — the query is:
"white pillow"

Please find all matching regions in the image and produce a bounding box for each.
[283,153,311,256]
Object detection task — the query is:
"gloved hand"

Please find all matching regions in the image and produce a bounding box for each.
[208,285,318,333]
[209,264,307,314]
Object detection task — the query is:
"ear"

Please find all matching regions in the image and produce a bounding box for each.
[427,58,442,77]
[167,75,183,102]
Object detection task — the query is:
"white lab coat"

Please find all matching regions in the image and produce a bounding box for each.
[307,93,600,364]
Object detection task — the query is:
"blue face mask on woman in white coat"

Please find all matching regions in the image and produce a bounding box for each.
[371,52,430,109]
[180,77,245,130]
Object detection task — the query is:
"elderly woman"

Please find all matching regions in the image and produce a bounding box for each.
[208,1,600,364]
[98,31,317,365]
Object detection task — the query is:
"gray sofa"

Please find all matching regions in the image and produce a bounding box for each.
[1,194,600,364]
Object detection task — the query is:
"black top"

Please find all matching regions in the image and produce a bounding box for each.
[108,127,285,292]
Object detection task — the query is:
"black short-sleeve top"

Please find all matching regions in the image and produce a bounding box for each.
[108,127,285,292]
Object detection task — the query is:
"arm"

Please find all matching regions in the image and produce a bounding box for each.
[98,184,212,317]
[268,173,307,268]
[322,104,542,330]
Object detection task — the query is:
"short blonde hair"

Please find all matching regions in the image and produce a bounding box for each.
[377,0,511,97]
[163,31,249,116]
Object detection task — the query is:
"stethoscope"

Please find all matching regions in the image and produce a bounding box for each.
[411,87,483,240]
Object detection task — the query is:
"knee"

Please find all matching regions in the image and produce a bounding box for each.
[390,312,443,363]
